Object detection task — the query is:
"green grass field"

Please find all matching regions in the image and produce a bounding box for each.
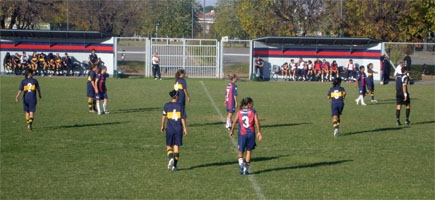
[1,76,434,199]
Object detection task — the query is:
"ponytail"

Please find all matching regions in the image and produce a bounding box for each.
[175,69,185,81]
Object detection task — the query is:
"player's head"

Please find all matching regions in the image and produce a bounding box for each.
[368,63,373,69]
[25,69,34,78]
[175,69,185,80]
[333,77,342,87]
[401,67,408,74]
[240,97,254,109]
[169,89,179,99]
[359,65,365,71]
[228,73,237,82]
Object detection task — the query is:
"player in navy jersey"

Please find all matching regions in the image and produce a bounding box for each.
[225,74,238,130]
[96,66,109,115]
[395,67,411,126]
[327,77,346,137]
[161,90,188,171]
[15,69,42,131]
[366,63,379,103]
[354,66,367,106]
[87,64,98,112]
[174,69,191,110]
[229,97,262,175]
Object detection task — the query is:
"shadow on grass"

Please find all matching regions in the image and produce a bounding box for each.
[250,160,353,175]
[412,120,435,125]
[189,121,224,127]
[42,121,128,130]
[262,122,312,128]
[343,126,405,136]
[115,107,160,113]
[183,155,289,171]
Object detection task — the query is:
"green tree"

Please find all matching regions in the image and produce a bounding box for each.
[214,0,248,39]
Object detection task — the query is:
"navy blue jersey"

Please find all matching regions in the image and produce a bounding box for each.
[367,68,374,83]
[174,78,187,105]
[395,74,403,91]
[19,78,40,104]
[163,102,186,133]
[327,86,346,104]
[357,71,367,87]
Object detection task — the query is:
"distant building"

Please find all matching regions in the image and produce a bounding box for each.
[197,10,215,34]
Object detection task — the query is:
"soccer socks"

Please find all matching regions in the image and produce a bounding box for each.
[406,108,410,119]
[396,109,401,120]
[167,148,174,160]
[96,102,101,114]
[103,102,108,112]
[371,92,375,100]
[174,151,179,167]
[333,119,339,129]
[88,99,93,111]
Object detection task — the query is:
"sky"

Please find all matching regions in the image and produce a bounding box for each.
[203,0,217,6]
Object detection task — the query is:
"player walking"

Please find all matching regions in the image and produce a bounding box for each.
[225,74,238,130]
[96,66,109,115]
[366,63,378,102]
[15,69,42,131]
[161,90,188,171]
[229,97,262,175]
[327,78,346,137]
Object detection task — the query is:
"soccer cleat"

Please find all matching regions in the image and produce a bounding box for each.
[239,163,244,174]
[243,165,249,175]
[27,124,32,132]
[334,128,339,137]
[371,100,378,103]
[98,112,102,115]
[171,166,178,171]
[104,111,109,114]
[361,102,367,106]
[89,110,95,113]
[168,158,174,170]
[396,120,402,126]
[355,99,359,105]
[405,120,411,125]
[154,78,157,80]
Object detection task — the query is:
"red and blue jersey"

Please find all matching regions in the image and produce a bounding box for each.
[357,71,366,87]
[225,82,238,110]
[97,73,107,93]
[237,108,256,136]
[19,78,40,103]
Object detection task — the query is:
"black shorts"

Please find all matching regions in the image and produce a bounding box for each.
[396,91,410,105]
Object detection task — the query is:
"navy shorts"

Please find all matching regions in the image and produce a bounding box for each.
[96,92,108,100]
[238,133,256,153]
[23,101,37,113]
[166,129,183,146]
[331,102,344,116]
[358,86,367,95]
[87,85,95,98]
[367,83,374,91]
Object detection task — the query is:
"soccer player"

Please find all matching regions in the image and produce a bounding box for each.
[15,69,42,131]
[354,66,367,106]
[366,63,379,102]
[96,66,109,115]
[225,74,238,130]
[327,77,346,137]
[161,90,188,171]
[174,69,191,110]
[87,64,98,112]
[229,97,263,175]
[395,67,411,126]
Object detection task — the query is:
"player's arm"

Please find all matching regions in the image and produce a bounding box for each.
[184,89,191,103]
[342,90,346,99]
[36,85,42,99]
[234,96,238,108]
[160,115,166,132]
[181,118,187,136]
[229,114,239,137]
[402,82,408,101]
[15,90,22,102]
[254,113,262,141]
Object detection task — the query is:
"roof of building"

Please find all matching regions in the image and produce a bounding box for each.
[0,29,116,40]
[253,36,382,45]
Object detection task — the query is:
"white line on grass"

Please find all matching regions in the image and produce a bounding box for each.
[200,81,266,200]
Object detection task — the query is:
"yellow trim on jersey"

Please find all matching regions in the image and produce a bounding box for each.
[330,91,344,97]
[174,83,184,90]
[24,85,36,91]
[167,111,181,119]
[367,72,373,76]
[87,76,93,81]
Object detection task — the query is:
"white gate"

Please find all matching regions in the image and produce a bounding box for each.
[114,37,220,78]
